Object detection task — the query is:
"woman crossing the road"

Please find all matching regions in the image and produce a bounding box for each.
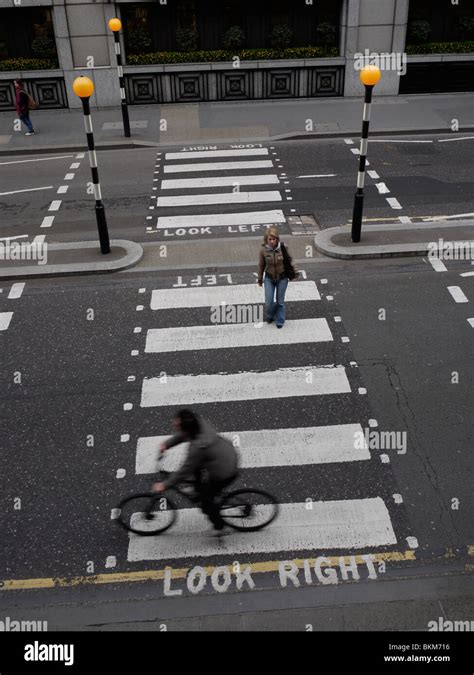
[257,226,299,328]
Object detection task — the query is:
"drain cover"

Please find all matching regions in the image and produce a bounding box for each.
[288,215,320,235]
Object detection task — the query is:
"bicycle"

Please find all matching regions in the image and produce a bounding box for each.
[117,460,279,536]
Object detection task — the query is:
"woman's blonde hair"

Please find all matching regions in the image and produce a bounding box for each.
[263,226,280,244]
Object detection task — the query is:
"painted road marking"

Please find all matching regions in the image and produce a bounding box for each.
[438,136,474,143]
[48,201,62,211]
[0,312,13,330]
[0,186,53,196]
[157,209,286,230]
[375,182,390,194]
[424,212,474,221]
[8,283,25,299]
[166,149,269,160]
[33,235,46,245]
[460,272,474,277]
[367,170,380,179]
[398,216,412,224]
[40,216,55,228]
[140,366,351,407]
[164,160,274,174]
[0,156,73,166]
[64,173,75,180]
[0,551,422,591]
[468,318,474,328]
[156,191,282,207]
[298,174,337,178]
[145,318,333,353]
[447,286,468,303]
[151,281,320,309]
[127,498,397,561]
[57,185,69,194]
[136,424,370,474]
[429,258,447,272]
[161,175,279,190]
[369,139,433,143]
[386,197,402,209]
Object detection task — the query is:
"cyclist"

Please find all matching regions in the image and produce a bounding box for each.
[152,409,239,534]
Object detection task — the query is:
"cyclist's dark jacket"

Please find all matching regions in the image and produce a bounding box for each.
[163,417,238,488]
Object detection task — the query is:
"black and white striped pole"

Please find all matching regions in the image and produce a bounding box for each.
[351,65,381,243]
[73,76,111,255]
[108,18,131,138]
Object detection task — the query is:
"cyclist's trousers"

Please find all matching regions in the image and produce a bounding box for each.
[196,474,237,530]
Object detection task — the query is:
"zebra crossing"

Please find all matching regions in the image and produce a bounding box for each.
[123,277,409,565]
[146,146,291,238]
[0,282,25,331]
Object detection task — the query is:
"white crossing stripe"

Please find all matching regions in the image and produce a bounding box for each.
[0,312,13,330]
[140,366,351,407]
[375,182,390,194]
[157,209,285,230]
[135,424,370,474]
[156,191,282,207]
[48,201,62,211]
[151,281,320,310]
[127,498,397,561]
[166,149,269,160]
[429,258,447,272]
[386,197,402,209]
[40,216,54,228]
[468,318,474,328]
[164,160,274,174]
[145,318,333,354]
[8,283,25,299]
[447,286,468,303]
[162,174,280,190]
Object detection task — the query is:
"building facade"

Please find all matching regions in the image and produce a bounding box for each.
[0,0,473,110]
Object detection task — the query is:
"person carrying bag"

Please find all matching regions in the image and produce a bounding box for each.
[257,226,299,329]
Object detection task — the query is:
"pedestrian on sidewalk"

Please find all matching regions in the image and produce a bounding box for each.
[14,80,36,136]
[257,226,299,328]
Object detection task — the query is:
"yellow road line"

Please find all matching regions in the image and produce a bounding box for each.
[2,546,472,592]
[0,550,425,592]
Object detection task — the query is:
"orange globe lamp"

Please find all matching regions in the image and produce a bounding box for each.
[108,18,122,33]
[360,65,381,87]
[73,76,94,99]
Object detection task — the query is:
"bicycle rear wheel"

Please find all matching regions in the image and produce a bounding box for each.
[117,493,176,535]
[220,489,279,532]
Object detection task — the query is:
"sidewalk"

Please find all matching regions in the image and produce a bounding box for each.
[1,220,473,280]
[1,92,473,155]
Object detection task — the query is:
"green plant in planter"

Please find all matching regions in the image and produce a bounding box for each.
[407,19,431,44]
[270,24,293,51]
[127,27,152,54]
[222,25,246,50]
[31,36,55,58]
[176,27,198,52]
[316,21,337,47]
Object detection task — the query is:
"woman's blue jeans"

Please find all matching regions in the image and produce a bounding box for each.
[264,276,289,326]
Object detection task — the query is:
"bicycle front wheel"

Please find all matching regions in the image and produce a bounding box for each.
[220,489,279,532]
[117,493,176,535]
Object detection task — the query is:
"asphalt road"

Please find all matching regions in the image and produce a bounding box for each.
[0,255,472,630]
[1,134,473,244]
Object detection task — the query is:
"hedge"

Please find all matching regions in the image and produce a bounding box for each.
[406,41,474,55]
[127,45,339,65]
[0,58,58,71]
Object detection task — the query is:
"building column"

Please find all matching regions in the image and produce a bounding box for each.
[343,0,409,97]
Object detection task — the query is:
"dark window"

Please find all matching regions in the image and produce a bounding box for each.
[407,0,474,43]
[0,7,57,60]
[121,0,341,54]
